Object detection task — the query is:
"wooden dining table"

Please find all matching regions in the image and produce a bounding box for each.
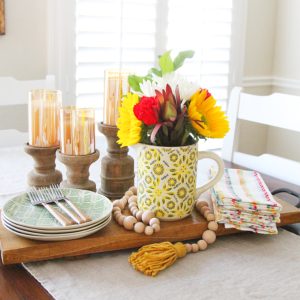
[1,159,300,300]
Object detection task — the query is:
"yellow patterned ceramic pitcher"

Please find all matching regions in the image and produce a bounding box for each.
[137,143,224,220]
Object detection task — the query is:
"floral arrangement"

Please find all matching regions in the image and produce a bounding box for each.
[117,50,229,147]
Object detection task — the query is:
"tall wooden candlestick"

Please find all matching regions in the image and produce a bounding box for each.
[24,143,62,187]
[98,122,134,200]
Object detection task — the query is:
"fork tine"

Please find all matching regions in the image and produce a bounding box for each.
[43,188,52,201]
[49,185,58,199]
[55,184,64,197]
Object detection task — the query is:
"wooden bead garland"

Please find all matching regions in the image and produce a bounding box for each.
[112,186,160,235]
[112,187,218,252]
[183,198,218,253]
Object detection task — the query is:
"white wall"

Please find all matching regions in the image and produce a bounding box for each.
[0,0,48,80]
[0,0,48,131]
[243,0,277,78]
[273,0,300,81]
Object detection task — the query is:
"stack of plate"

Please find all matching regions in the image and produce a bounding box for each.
[1,188,113,241]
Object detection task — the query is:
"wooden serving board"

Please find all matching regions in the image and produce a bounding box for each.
[1,197,300,265]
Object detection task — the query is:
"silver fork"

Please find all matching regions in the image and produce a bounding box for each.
[28,187,74,226]
[41,187,84,224]
[51,185,91,222]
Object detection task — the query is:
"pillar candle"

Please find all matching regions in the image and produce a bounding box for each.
[28,89,62,147]
[103,69,130,125]
[60,107,95,156]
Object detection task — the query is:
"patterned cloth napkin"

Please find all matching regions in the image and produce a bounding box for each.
[211,168,282,234]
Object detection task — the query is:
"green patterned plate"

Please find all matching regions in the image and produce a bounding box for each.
[2,216,112,241]
[1,213,111,234]
[2,188,112,230]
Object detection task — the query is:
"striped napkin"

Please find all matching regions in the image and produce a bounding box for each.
[211,168,282,234]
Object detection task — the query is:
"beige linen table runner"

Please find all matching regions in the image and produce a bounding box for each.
[24,229,300,300]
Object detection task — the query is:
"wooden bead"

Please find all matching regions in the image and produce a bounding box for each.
[128,195,138,204]
[134,222,145,234]
[131,208,138,217]
[197,240,208,250]
[135,211,143,221]
[192,243,199,253]
[202,230,216,244]
[196,200,209,210]
[208,221,218,231]
[206,213,215,222]
[120,196,129,204]
[185,243,192,253]
[125,190,134,198]
[142,210,155,224]
[149,218,160,226]
[200,206,210,215]
[123,216,137,230]
[144,226,154,236]
[204,210,212,219]
[112,200,121,207]
[129,186,137,195]
[117,215,125,226]
[117,201,126,210]
[113,211,121,218]
[112,207,121,213]
[128,202,137,210]
[151,223,160,232]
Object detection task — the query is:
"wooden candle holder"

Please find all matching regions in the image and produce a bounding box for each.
[98,123,134,200]
[24,143,62,188]
[56,150,100,192]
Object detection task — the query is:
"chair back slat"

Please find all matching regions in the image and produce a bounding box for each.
[238,92,300,132]
[222,87,300,185]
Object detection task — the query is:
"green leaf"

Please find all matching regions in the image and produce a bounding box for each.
[173,50,195,71]
[149,67,162,77]
[159,50,174,75]
[162,125,169,136]
[128,75,144,92]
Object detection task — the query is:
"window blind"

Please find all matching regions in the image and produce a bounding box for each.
[76,0,233,149]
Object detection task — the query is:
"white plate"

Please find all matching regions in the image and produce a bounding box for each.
[3,188,113,230]
[2,216,112,241]
[1,214,111,234]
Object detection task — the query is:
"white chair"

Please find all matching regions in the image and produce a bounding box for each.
[223,87,300,234]
[222,87,300,186]
[0,75,55,146]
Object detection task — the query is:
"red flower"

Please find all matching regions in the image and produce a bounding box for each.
[133,96,160,125]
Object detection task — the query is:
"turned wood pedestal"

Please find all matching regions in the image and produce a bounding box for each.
[98,123,134,200]
[24,143,62,188]
[56,150,100,192]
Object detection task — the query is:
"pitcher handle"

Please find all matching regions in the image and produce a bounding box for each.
[195,151,224,200]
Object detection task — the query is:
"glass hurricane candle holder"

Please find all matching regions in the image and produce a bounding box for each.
[103,69,130,126]
[25,89,62,187]
[28,89,62,147]
[58,107,99,191]
[60,107,96,156]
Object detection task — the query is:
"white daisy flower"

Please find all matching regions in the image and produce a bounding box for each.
[138,80,157,97]
[156,73,199,101]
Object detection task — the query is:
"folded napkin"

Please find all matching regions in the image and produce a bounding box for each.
[211,168,282,234]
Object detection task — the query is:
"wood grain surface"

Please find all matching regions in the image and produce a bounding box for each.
[0,0,4,35]
[1,197,300,265]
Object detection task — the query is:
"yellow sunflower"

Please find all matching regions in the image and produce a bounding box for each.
[117,93,142,147]
[188,89,229,138]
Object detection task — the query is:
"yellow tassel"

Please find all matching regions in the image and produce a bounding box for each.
[128,241,187,276]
